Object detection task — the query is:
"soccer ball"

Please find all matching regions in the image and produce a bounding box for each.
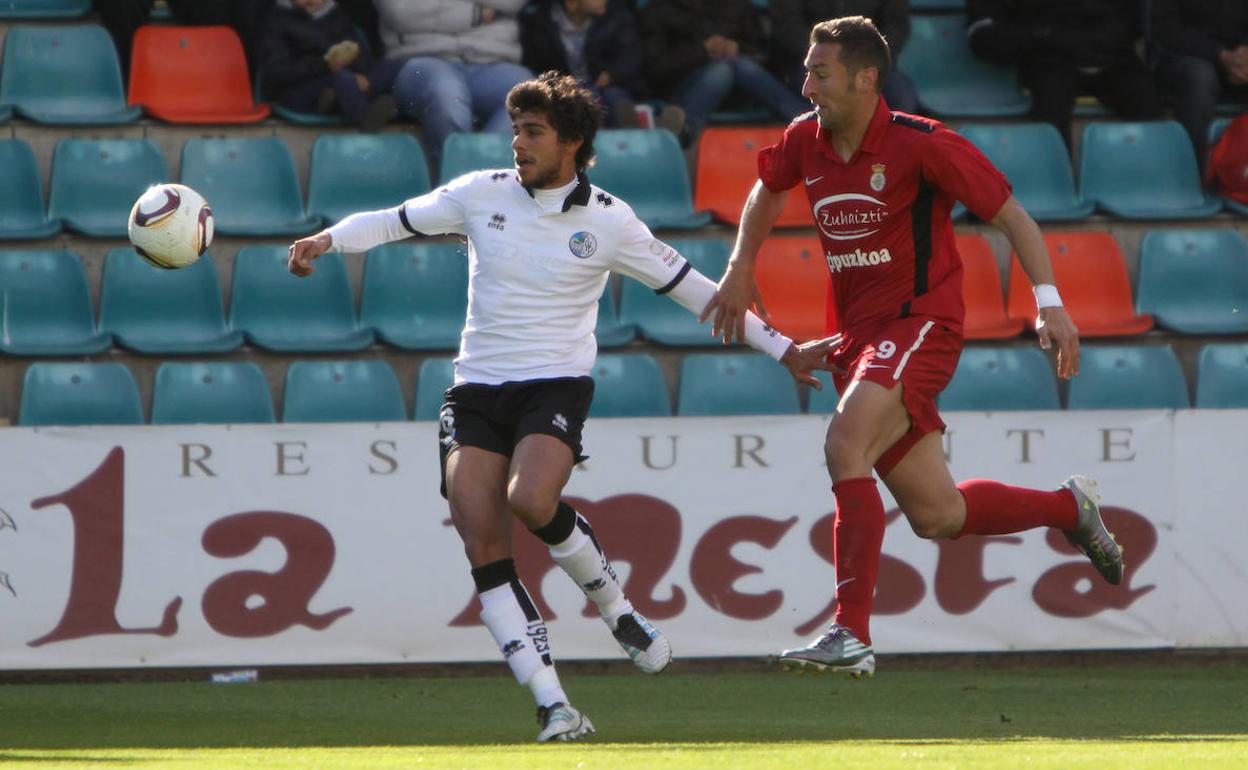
[127,183,214,269]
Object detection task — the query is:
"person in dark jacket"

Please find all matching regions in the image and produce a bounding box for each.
[967,0,1164,150]
[261,0,402,130]
[769,0,918,113]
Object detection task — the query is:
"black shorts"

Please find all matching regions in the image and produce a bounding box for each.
[437,376,595,497]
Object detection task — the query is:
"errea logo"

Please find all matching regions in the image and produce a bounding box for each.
[488,212,506,231]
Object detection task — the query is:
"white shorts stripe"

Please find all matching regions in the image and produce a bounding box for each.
[892,320,935,381]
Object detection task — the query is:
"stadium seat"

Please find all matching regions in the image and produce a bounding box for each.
[180,137,320,236]
[308,134,432,226]
[1006,232,1154,337]
[231,245,374,352]
[151,362,275,424]
[1196,344,1248,408]
[958,123,1093,221]
[678,353,799,416]
[1136,229,1248,335]
[958,233,1024,340]
[48,139,169,237]
[0,139,61,239]
[440,132,513,184]
[128,25,270,123]
[590,353,671,417]
[0,0,90,17]
[1066,345,1190,410]
[413,356,455,421]
[254,69,343,126]
[283,360,407,423]
[899,15,1030,117]
[806,370,840,414]
[754,237,834,342]
[694,127,811,227]
[619,238,728,345]
[361,242,468,349]
[0,25,140,124]
[595,284,635,347]
[589,129,712,229]
[99,248,242,353]
[1079,122,1222,219]
[19,362,142,426]
[939,347,1060,411]
[0,249,110,355]
[0,105,10,123]
[910,0,964,8]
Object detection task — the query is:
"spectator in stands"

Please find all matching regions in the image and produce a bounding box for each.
[639,0,810,141]
[770,0,918,114]
[260,0,401,131]
[1150,0,1248,172]
[966,0,1164,150]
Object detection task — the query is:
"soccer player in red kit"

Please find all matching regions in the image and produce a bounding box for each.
[701,16,1124,677]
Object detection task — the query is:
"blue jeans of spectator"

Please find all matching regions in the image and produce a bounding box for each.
[1158,55,1248,173]
[786,65,918,114]
[280,58,403,126]
[593,83,634,125]
[673,57,810,137]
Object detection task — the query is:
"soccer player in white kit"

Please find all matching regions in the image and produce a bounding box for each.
[288,72,839,742]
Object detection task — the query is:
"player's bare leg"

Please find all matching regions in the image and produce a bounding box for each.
[882,431,966,540]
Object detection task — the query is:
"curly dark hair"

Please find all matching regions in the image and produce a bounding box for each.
[811,16,891,92]
[506,71,601,170]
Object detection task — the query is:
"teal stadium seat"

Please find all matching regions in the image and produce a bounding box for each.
[939,347,1060,411]
[0,250,110,355]
[361,242,468,349]
[595,283,635,347]
[1066,345,1190,410]
[899,15,1030,117]
[1079,122,1222,219]
[231,245,374,352]
[958,124,1093,221]
[0,139,60,239]
[180,137,321,236]
[619,238,727,346]
[590,353,671,417]
[99,248,242,353]
[283,360,407,423]
[1136,229,1248,335]
[413,357,455,420]
[0,0,90,17]
[589,129,711,229]
[440,132,513,184]
[0,25,140,124]
[806,370,840,414]
[677,353,799,416]
[151,362,275,424]
[308,134,432,226]
[19,362,142,426]
[254,69,343,127]
[0,105,11,123]
[911,0,964,7]
[1196,344,1248,408]
[48,139,169,237]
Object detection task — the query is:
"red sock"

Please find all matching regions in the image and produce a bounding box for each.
[831,477,885,646]
[957,479,1078,536]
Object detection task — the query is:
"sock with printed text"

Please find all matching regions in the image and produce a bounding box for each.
[533,501,633,626]
[473,559,567,708]
[831,477,885,647]
[957,479,1078,536]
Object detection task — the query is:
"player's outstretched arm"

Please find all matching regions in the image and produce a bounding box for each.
[288,231,332,277]
[779,334,843,389]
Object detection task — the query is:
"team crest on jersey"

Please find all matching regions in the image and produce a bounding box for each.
[870,163,887,192]
[568,231,598,259]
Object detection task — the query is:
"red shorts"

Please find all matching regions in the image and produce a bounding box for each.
[829,316,963,477]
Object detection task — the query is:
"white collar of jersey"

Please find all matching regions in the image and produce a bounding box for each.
[522,172,592,213]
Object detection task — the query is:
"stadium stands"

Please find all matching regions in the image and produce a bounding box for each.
[48,139,169,237]
[1136,229,1248,335]
[899,15,1030,117]
[283,360,407,423]
[0,249,110,355]
[1195,344,1248,409]
[694,127,811,227]
[1066,345,1190,410]
[1079,122,1222,219]
[151,362,275,425]
[361,242,468,350]
[0,139,61,240]
[590,353,672,417]
[958,123,1093,221]
[180,137,320,236]
[0,0,90,18]
[19,362,142,426]
[589,129,711,229]
[440,132,514,184]
[958,233,1025,340]
[754,236,834,342]
[128,25,270,123]
[677,353,800,416]
[0,24,140,124]
[939,347,1060,411]
[307,134,432,226]
[414,357,455,421]
[619,238,728,345]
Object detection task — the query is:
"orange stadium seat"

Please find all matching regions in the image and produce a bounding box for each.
[754,236,834,341]
[957,233,1024,339]
[1006,232,1153,337]
[694,127,812,227]
[128,26,269,123]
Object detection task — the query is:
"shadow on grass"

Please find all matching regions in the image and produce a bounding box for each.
[0,754,149,763]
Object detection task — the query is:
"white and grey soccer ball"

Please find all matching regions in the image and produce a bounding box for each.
[127,183,214,269]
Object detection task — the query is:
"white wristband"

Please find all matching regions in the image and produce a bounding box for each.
[1033,283,1062,309]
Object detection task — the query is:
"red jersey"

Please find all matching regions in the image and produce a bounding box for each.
[758,99,1011,339]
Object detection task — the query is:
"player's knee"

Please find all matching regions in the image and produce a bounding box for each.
[506,484,558,528]
[824,430,869,479]
[904,500,963,540]
[908,515,955,540]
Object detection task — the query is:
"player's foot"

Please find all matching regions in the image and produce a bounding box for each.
[536,702,594,743]
[1061,475,1123,585]
[778,624,875,678]
[610,611,672,674]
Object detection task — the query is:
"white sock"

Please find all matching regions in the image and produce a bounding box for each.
[479,580,567,707]
[549,515,633,625]
[528,665,568,709]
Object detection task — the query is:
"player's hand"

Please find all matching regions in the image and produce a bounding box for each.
[288,232,332,277]
[780,334,844,388]
[355,73,370,92]
[1036,306,1080,379]
[699,263,769,344]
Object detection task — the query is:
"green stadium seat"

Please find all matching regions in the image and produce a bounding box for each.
[180,137,320,236]
[48,139,169,237]
[939,347,1060,411]
[440,132,513,184]
[413,357,455,421]
[619,238,728,346]
[677,353,799,416]
[0,249,110,355]
[0,25,140,124]
[254,69,344,126]
[0,106,10,123]
[19,362,142,426]
[1196,344,1248,408]
[151,362,275,424]
[1066,345,1190,410]
[590,129,711,229]
[590,353,671,417]
[361,242,467,350]
[899,16,1030,117]
[958,124,1092,221]
[0,0,90,18]
[308,134,432,226]
[595,285,635,348]
[1136,229,1248,335]
[1079,122,1222,219]
[911,0,964,8]
[0,139,61,239]
[231,245,374,352]
[99,248,242,353]
[283,360,407,423]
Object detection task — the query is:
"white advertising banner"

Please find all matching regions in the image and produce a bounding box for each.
[0,410,1243,670]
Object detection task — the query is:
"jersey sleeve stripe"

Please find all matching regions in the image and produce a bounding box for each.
[654,261,692,295]
[398,204,420,236]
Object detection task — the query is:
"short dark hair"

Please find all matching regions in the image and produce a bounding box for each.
[810,16,891,91]
[506,71,601,170]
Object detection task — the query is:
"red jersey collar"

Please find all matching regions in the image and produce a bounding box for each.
[815,97,891,164]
